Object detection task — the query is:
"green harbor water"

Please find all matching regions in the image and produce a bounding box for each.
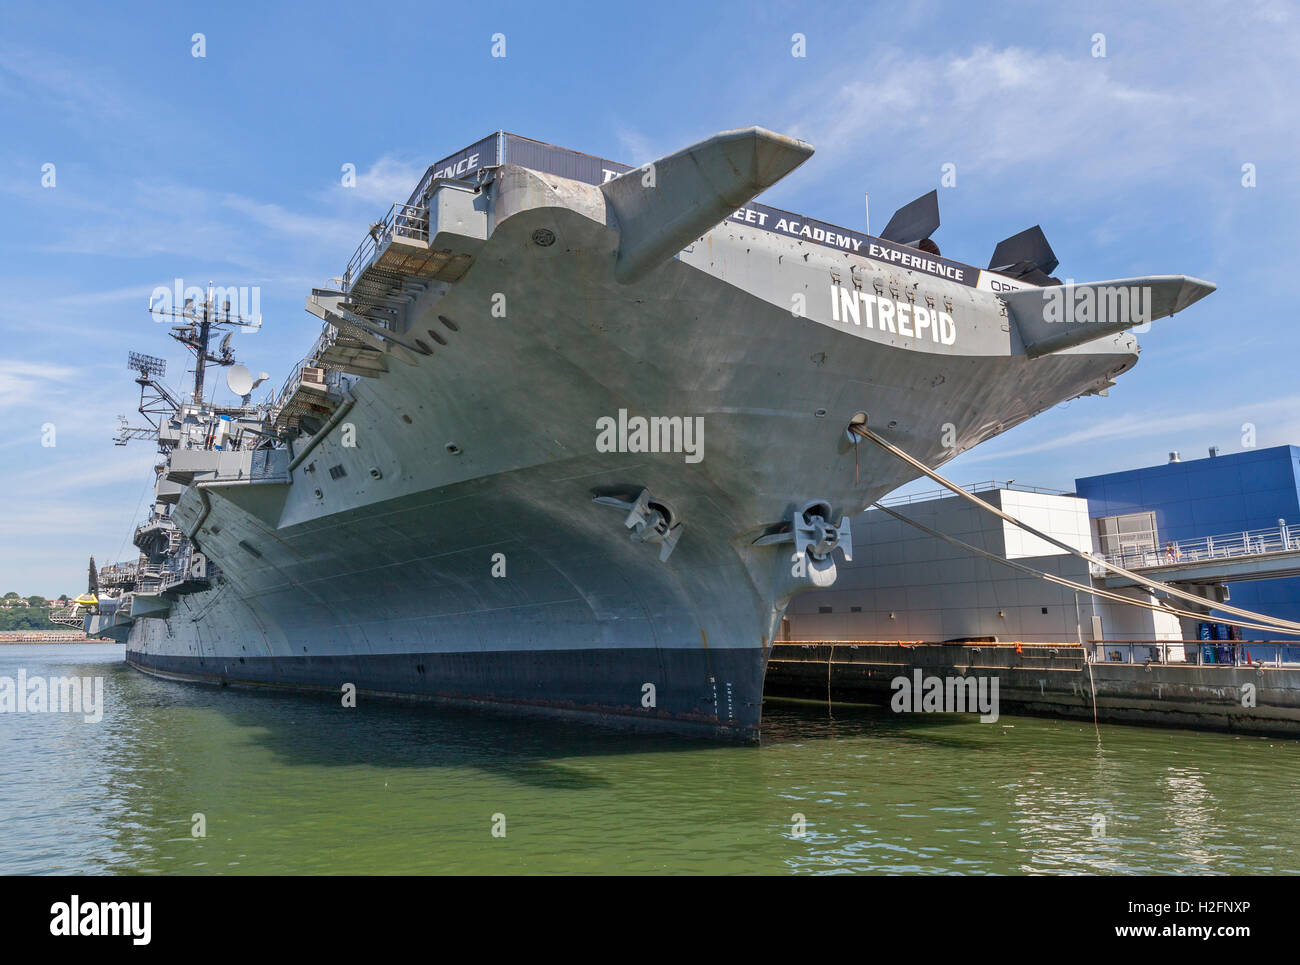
[3,643,1298,875]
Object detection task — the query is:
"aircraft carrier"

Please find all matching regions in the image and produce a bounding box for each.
[62,128,1214,739]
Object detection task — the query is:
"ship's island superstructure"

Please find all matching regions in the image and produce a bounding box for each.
[60,129,1214,739]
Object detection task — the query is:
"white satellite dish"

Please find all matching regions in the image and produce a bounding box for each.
[226,364,254,397]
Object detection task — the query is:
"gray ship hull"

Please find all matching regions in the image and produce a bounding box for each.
[110,131,1167,740]
[127,459,780,738]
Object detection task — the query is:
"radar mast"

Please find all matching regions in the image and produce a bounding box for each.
[148,280,261,403]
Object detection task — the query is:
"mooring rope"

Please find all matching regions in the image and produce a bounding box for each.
[1086,657,1101,743]
[827,642,835,718]
[850,423,1300,636]
[871,501,1299,636]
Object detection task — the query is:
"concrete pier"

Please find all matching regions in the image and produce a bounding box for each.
[765,642,1300,737]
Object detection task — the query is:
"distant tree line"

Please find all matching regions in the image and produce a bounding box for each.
[0,592,70,631]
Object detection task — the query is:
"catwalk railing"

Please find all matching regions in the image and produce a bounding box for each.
[340,202,429,293]
[1100,522,1300,570]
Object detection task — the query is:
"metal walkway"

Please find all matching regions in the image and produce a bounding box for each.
[340,200,473,321]
[1099,523,1300,587]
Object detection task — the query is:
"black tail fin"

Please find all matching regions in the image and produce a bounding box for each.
[989,225,1059,282]
[879,189,940,248]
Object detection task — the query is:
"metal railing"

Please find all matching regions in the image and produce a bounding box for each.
[196,448,291,485]
[158,551,203,592]
[272,345,344,417]
[134,516,177,542]
[1100,522,1300,570]
[1092,640,1300,667]
[129,544,203,594]
[274,355,314,413]
[340,202,429,293]
[98,561,139,587]
[878,480,1072,508]
[46,605,86,630]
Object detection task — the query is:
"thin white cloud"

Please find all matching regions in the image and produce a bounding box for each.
[221,195,357,247]
[960,395,1300,463]
[338,157,428,206]
[612,127,659,167]
[51,285,159,308]
[0,43,138,128]
[5,450,157,497]
[0,360,78,407]
[762,17,1300,215]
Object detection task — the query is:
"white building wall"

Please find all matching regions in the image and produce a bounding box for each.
[1095,588,1183,642]
[998,489,1094,558]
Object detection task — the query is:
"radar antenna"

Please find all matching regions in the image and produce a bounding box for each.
[115,352,180,449]
[148,281,261,403]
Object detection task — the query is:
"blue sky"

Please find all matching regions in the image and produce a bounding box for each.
[1,0,1297,595]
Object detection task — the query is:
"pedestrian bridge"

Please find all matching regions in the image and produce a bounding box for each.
[1098,523,1300,588]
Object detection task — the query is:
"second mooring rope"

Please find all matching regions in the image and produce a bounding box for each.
[850,423,1300,637]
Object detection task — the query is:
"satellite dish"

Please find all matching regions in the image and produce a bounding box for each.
[226,364,254,397]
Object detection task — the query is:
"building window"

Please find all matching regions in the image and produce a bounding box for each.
[850,606,862,613]
[818,606,832,614]
[1093,511,1159,564]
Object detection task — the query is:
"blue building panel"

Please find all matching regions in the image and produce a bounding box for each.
[1076,445,1300,642]
[1239,458,1294,492]
[1140,472,1191,509]
[1188,493,1249,531]
[1182,464,1242,499]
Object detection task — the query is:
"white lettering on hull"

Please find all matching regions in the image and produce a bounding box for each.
[829,283,955,346]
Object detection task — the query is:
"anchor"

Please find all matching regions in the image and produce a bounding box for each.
[594,489,683,562]
[753,499,854,565]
